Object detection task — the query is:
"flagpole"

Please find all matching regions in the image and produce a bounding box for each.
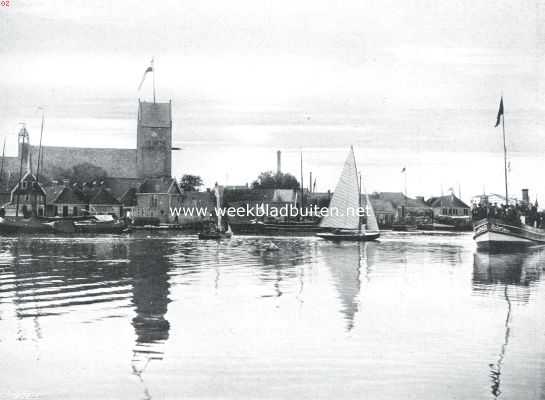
[152,57,156,103]
[502,103,508,205]
[0,137,5,189]
[300,150,304,212]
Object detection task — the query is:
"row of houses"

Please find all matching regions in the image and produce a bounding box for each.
[223,187,471,228]
[0,171,472,228]
[0,172,216,224]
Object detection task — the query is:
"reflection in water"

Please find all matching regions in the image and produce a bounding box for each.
[473,250,545,399]
[0,236,173,400]
[320,242,376,331]
[1,233,544,400]
[129,243,172,400]
[489,285,512,399]
[251,239,316,299]
[473,250,544,302]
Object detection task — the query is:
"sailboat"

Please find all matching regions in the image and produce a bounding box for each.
[317,146,380,241]
[198,184,233,240]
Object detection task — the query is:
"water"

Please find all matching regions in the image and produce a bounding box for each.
[0,232,544,400]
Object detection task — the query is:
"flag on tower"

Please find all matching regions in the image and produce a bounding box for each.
[138,59,154,90]
[494,96,504,127]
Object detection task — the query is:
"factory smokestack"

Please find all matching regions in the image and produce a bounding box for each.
[277,150,281,174]
[522,188,529,204]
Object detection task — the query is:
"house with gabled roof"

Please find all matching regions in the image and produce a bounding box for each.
[2,171,47,217]
[427,193,470,218]
[132,177,184,223]
[86,186,122,217]
[44,180,88,217]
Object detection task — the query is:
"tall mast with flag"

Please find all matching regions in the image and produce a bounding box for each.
[138,58,155,103]
[495,96,508,205]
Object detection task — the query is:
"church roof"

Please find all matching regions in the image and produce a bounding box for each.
[139,101,171,128]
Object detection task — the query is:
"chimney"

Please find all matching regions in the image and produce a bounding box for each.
[63,178,69,187]
[277,150,281,174]
[522,188,529,204]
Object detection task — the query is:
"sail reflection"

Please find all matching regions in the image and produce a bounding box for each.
[320,242,375,331]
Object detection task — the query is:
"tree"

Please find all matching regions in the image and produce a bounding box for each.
[52,162,108,185]
[179,174,203,191]
[251,171,300,190]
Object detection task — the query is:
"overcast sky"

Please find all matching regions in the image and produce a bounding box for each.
[1,0,544,198]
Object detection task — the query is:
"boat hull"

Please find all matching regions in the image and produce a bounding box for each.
[230,221,326,236]
[0,217,53,234]
[73,220,128,234]
[473,218,545,251]
[392,224,418,232]
[198,232,233,240]
[317,231,380,242]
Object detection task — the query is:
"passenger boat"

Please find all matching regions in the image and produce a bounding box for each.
[317,146,380,242]
[473,217,545,251]
[473,97,545,251]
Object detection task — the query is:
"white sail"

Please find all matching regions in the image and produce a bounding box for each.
[320,147,360,230]
[365,193,380,232]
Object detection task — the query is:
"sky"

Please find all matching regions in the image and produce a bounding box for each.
[0,0,544,202]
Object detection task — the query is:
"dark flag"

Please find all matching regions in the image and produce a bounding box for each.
[494,97,504,127]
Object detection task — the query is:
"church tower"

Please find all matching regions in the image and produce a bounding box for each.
[136,100,172,179]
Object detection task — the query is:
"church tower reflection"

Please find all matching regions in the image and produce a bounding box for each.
[129,242,172,363]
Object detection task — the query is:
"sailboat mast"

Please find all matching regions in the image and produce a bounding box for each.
[36,109,44,182]
[15,126,27,218]
[359,172,362,233]
[502,107,509,205]
[300,151,304,211]
[0,138,5,189]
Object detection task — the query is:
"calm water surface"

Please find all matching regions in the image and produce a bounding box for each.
[0,232,544,400]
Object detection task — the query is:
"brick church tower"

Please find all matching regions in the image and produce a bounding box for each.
[136,100,172,179]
